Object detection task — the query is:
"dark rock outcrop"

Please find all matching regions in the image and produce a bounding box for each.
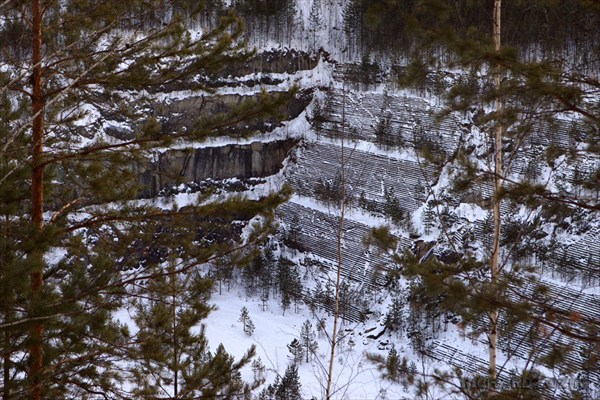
[221,49,320,76]
[138,138,297,197]
[160,91,310,135]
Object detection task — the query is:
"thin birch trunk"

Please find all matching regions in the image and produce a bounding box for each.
[325,85,346,400]
[490,0,502,387]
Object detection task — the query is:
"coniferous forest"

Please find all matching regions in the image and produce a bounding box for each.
[0,1,599,399]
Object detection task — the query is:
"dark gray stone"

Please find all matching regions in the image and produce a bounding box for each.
[138,139,297,198]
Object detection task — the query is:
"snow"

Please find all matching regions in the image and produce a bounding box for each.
[44,247,68,266]
[16,2,600,397]
[290,193,412,240]
[454,203,487,223]
[204,289,413,399]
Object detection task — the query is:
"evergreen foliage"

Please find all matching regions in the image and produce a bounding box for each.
[129,260,225,398]
[243,249,275,297]
[0,2,293,397]
[238,306,255,336]
[278,258,303,314]
[258,363,302,400]
[245,318,256,336]
[233,0,297,45]
[251,357,266,384]
[422,201,436,234]
[367,345,415,387]
[343,0,600,61]
[314,169,352,208]
[383,187,405,225]
[234,0,295,17]
[132,285,256,399]
[275,364,302,400]
[299,319,319,363]
[384,296,405,334]
[337,0,600,383]
[374,112,394,149]
[396,0,600,396]
[3,1,600,398]
[309,98,325,135]
[308,0,323,51]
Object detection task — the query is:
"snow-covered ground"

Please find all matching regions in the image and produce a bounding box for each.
[205,289,416,399]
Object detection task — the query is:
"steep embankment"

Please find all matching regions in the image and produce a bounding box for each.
[80,5,599,397]
[272,57,600,396]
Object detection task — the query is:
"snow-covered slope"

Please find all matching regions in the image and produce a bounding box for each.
[102,2,600,397]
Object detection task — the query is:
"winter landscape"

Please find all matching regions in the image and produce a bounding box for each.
[1,1,599,399]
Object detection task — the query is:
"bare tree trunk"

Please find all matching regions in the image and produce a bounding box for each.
[171,263,179,399]
[2,340,9,400]
[325,86,346,400]
[490,0,502,387]
[2,220,12,400]
[30,1,45,399]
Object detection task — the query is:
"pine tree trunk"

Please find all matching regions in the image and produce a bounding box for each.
[2,339,9,399]
[2,308,11,399]
[490,0,502,387]
[171,264,179,399]
[2,218,12,399]
[30,0,45,398]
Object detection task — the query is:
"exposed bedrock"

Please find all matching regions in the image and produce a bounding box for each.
[138,138,297,198]
[147,89,312,137]
[104,89,312,141]
[221,49,320,76]
[139,50,320,94]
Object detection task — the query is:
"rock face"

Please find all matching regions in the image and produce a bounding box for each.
[221,49,320,76]
[152,90,312,136]
[90,50,316,201]
[138,139,296,197]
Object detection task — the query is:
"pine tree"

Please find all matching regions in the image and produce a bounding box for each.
[281,289,291,315]
[0,2,293,397]
[260,248,276,299]
[299,319,319,363]
[257,363,302,400]
[251,357,266,384]
[245,318,256,336]
[308,0,323,52]
[374,112,394,149]
[275,364,302,400]
[243,251,262,296]
[366,345,414,387]
[384,296,404,334]
[238,306,255,336]
[129,260,257,399]
[289,266,304,313]
[212,251,235,295]
[385,346,401,383]
[257,376,279,400]
[278,258,303,314]
[284,215,303,251]
[309,98,325,136]
[398,0,600,397]
[383,186,404,224]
